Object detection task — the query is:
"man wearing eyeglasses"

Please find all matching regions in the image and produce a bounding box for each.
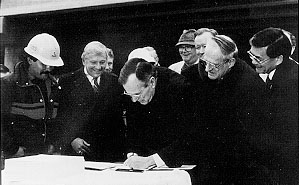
[182,28,218,84]
[119,58,194,171]
[249,27,298,184]
[182,35,274,184]
[168,29,199,74]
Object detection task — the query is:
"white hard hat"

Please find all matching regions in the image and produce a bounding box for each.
[24,33,64,67]
[128,48,155,63]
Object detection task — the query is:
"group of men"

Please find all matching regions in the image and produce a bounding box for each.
[1,27,298,185]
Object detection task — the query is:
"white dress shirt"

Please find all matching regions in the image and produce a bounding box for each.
[84,67,100,87]
[259,69,276,82]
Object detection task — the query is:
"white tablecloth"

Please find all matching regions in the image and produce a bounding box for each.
[1,155,192,185]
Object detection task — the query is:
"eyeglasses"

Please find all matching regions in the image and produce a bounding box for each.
[179,45,194,52]
[195,44,206,50]
[123,84,149,101]
[247,51,271,64]
[200,58,226,70]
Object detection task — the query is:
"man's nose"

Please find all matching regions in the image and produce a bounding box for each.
[250,58,260,65]
[199,47,205,55]
[205,63,212,72]
[196,50,201,56]
[95,62,102,70]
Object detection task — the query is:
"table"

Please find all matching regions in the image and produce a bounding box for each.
[1,155,192,185]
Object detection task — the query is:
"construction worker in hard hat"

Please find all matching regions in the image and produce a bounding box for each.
[1,33,64,158]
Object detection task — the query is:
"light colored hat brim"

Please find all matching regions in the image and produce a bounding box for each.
[175,41,195,46]
[24,47,64,67]
[128,48,156,63]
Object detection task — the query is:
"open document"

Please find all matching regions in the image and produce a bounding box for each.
[85,161,196,172]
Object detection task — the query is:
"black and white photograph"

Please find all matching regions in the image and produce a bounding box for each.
[1,0,298,184]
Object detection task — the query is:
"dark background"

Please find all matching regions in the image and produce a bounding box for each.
[1,0,297,75]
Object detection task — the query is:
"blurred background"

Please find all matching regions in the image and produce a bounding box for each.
[0,0,297,75]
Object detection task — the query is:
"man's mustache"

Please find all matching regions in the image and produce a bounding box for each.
[40,71,50,75]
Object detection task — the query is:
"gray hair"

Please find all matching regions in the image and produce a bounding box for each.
[107,48,114,59]
[81,41,108,61]
[195,28,218,37]
[212,35,238,59]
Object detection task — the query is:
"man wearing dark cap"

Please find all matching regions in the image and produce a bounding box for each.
[182,28,218,85]
[169,29,199,74]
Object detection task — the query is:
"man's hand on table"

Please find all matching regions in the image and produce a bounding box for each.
[124,155,156,169]
[12,146,25,157]
[71,138,91,155]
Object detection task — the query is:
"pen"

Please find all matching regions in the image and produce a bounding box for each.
[85,167,103,171]
[144,164,157,171]
[85,166,116,171]
[116,168,144,172]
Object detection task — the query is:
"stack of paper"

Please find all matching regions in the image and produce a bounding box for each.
[84,161,196,172]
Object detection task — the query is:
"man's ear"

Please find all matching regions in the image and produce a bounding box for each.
[27,57,34,64]
[150,76,156,88]
[275,55,283,66]
[228,58,236,69]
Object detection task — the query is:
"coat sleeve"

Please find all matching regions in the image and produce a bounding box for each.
[1,79,19,157]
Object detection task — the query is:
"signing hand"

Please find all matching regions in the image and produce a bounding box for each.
[71,138,91,155]
[124,155,156,169]
[126,152,138,158]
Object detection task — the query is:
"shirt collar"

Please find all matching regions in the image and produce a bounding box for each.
[84,67,93,82]
[259,69,276,82]
[184,58,200,67]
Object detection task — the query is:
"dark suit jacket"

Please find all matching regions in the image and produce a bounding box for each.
[182,59,275,185]
[262,58,298,184]
[55,67,125,162]
[124,67,194,167]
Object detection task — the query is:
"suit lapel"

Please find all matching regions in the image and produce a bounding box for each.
[72,68,97,105]
[96,72,107,96]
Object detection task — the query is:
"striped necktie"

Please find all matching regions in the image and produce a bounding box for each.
[92,77,99,93]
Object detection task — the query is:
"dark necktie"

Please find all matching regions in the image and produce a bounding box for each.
[92,77,99,93]
[266,75,273,90]
[181,63,189,72]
